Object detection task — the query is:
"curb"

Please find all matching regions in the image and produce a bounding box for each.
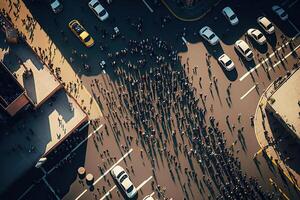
[253,67,300,192]
[160,0,222,22]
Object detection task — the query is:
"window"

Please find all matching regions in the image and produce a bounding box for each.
[120,174,128,182]
[116,171,125,179]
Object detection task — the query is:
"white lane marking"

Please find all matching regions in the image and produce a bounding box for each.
[182,36,188,45]
[75,148,134,200]
[268,42,300,70]
[288,20,300,34]
[240,85,257,100]
[17,185,35,200]
[48,124,103,174]
[288,0,299,8]
[136,176,153,191]
[239,33,300,82]
[99,185,117,200]
[142,0,154,13]
[17,124,103,200]
[78,120,90,132]
[149,192,155,197]
[43,176,60,200]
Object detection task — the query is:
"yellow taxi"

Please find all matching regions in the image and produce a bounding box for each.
[68,20,94,47]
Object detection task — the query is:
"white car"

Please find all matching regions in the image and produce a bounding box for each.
[143,195,155,200]
[111,165,137,198]
[234,40,253,61]
[88,0,109,21]
[247,28,267,45]
[257,16,275,34]
[50,0,63,14]
[199,26,219,45]
[222,7,239,25]
[218,54,235,71]
[272,5,288,21]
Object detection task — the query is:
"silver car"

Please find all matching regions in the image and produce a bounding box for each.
[111,165,137,198]
[218,54,235,71]
[257,16,275,34]
[234,40,253,61]
[272,5,288,21]
[88,0,109,21]
[247,28,267,45]
[199,26,219,45]
[222,7,239,25]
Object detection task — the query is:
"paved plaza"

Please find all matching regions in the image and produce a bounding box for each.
[0,0,300,200]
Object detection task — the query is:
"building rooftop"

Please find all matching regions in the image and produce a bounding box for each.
[0,89,88,193]
[269,69,300,139]
[0,61,24,108]
[0,38,62,107]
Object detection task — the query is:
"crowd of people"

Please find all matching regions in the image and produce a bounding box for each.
[86,32,282,199]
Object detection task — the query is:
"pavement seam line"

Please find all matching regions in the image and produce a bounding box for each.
[75,148,133,200]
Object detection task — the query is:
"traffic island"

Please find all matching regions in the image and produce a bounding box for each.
[254,66,300,192]
[160,0,222,21]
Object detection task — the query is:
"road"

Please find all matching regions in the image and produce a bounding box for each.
[1,0,300,199]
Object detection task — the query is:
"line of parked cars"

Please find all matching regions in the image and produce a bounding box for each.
[199,5,288,72]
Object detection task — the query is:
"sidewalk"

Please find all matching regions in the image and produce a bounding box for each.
[254,68,300,192]
[0,0,102,120]
[161,0,222,21]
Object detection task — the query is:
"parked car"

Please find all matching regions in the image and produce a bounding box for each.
[68,20,94,47]
[218,54,235,71]
[88,0,109,21]
[143,195,155,200]
[247,28,267,45]
[111,165,137,198]
[272,5,288,21]
[234,40,253,61]
[222,7,239,25]
[50,0,63,14]
[257,16,275,34]
[199,26,219,45]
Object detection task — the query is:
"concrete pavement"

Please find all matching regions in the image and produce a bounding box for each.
[0,0,102,120]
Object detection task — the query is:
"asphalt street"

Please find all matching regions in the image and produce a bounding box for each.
[3,0,300,199]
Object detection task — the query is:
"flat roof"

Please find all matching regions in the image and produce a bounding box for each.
[269,69,300,139]
[0,34,61,107]
[0,61,24,108]
[0,89,87,193]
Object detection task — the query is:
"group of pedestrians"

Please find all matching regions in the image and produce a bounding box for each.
[87,31,281,199]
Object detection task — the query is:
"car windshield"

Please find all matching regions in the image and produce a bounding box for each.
[127,185,134,193]
[116,171,125,179]
[120,174,128,182]
[257,33,263,39]
[229,14,236,20]
[248,52,253,58]
[84,35,91,43]
[280,12,286,18]
[72,23,84,34]
[93,2,100,8]
[209,33,215,40]
[245,49,250,54]
[99,10,106,16]
[225,60,232,66]
[266,23,273,30]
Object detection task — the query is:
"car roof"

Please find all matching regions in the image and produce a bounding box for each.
[121,177,133,190]
[219,54,230,63]
[236,40,249,51]
[201,26,213,36]
[223,7,234,16]
[252,29,261,36]
[258,17,271,27]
